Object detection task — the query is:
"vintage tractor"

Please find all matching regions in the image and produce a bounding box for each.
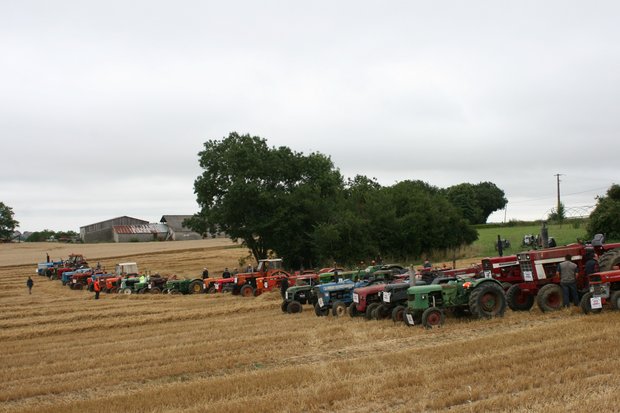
[312,269,399,317]
[509,234,620,312]
[580,269,620,314]
[350,269,409,319]
[233,259,291,297]
[62,267,93,286]
[480,255,521,289]
[381,265,480,322]
[118,275,168,294]
[403,278,506,328]
[165,278,204,295]
[281,269,348,313]
[53,254,88,280]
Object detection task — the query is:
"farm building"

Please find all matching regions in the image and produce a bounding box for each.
[159,215,226,239]
[80,216,149,243]
[160,215,202,241]
[112,223,169,243]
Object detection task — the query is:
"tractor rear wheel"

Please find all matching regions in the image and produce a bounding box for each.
[332,301,347,317]
[365,303,380,320]
[347,303,360,317]
[314,304,329,317]
[610,291,620,310]
[599,248,620,271]
[150,287,161,294]
[506,284,534,311]
[580,292,603,314]
[536,284,563,312]
[421,307,445,329]
[469,282,506,318]
[188,280,204,294]
[240,285,254,298]
[281,300,290,312]
[206,284,216,294]
[391,305,405,323]
[108,287,118,294]
[287,300,303,314]
[73,283,83,290]
[137,288,148,294]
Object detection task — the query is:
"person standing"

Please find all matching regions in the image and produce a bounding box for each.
[583,252,599,289]
[222,267,231,278]
[93,279,101,299]
[27,277,34,294]
[202,267,210,279]
[46,253,50,263]
[556,254,579,308]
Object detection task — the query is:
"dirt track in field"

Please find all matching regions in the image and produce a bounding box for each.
[1,242,619,412]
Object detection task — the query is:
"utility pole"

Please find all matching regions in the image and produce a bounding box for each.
[554,173,563,220]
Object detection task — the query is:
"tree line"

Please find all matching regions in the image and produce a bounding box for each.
[186,132,507,268]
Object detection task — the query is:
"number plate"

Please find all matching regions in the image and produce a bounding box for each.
[233,277,238,283]
[263,281,269,289]
[591,296,603,309]
[214,283,219,289]
[483,270,492,278]
[352,293,359,303]
[318,298,324,307]
[383,292,391,303]
[148,284,152,289]
[523,270,533,281]
[406,313,414,325]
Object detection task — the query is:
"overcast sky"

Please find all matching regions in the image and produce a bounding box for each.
[2,1,619,232]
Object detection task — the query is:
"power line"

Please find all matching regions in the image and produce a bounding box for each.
[507,186,609,205]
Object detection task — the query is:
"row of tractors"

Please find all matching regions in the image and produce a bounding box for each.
[279,234,620,328]
[36,233,620,328]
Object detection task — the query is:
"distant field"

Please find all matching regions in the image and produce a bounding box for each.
[1,241,620,413]
[471,222,589,258]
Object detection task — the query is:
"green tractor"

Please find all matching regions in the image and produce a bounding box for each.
[164,278,204,295]
[404,278,506,328]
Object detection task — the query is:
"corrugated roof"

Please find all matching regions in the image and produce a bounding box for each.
[113,224,169,234]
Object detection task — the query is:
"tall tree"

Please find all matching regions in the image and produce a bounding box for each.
[588,184,620,240]
[444,182,507,224]
[0,202,19,241]
[189,132,343,267]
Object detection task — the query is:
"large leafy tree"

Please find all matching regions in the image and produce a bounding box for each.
[188,132,343,267]
[588,184,620,240]
[444,182,507,224]
[0,202,19,241]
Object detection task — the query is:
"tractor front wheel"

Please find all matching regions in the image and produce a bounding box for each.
[469,282,506,318]
[332,301,347,317]
[403,309,422,327]
[206,284,216,294]
[391,305,405,323]
[347,303,360,317]
[375,304,390,319]
[281,300,290,313]
[122,288,133,295]
[314,304,329,317]
[287,300,303,314]
[150,287,161,294]
[421,307,445,329]
[73,283,84,290]
[506,284,534,311]
[365,303,380,320]
[137,288,148,294]
[580,292,603,314]
[536,284,563,312]
[610,291,620,310]
[240,284,254,298]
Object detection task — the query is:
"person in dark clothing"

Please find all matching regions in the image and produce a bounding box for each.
[280,277,289,299]
[222,268,231,278]
[583,252,599,289]
[27,277,34,294]
[46,253,50,263]
[202,267,210,279]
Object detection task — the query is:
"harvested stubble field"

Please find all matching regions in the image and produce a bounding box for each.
[1,241,619,413]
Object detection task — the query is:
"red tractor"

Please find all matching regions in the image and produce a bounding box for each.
[509,234,620,312]
[233,259,291,297]
[51,254,88,280]
[580,269,620,314]
[480,255,521,290]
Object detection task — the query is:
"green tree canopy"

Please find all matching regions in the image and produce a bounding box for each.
[588,184,620,240]
[188,132,343,268]
[0,202,19,241]
[444,182,507,224]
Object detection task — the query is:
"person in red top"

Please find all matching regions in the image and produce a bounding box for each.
[93,279,101,300]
